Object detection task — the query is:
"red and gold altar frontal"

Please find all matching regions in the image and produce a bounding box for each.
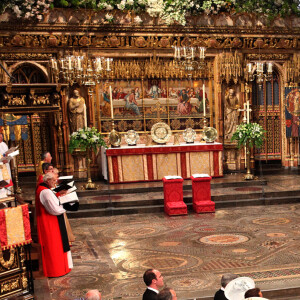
[104,143,223,183]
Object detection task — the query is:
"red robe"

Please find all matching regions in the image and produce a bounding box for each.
[36,184,71,277]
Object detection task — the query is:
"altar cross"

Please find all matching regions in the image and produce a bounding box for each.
[151,101,167,122]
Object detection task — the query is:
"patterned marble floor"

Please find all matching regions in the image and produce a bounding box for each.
[35,202,300,300]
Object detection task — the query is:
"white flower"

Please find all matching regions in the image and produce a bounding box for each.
[105,13,114,21]
[127,0,134,5]
[81,133,87,139]
[105,4,114,10]
[134,16,143,23]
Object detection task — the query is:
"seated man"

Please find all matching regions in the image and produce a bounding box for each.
[157,288,177,300]
[143,269,164,300]
[85,289,101,300]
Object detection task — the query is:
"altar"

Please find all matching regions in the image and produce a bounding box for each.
[102,142,223,183]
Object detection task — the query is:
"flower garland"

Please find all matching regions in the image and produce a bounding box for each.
[1,0,299,24]
[69,127,107,154]
[231,122,266,149]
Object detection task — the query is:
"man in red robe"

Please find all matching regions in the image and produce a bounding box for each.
[35,172,73,277]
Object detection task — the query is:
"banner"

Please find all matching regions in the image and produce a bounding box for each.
[0,204,32,250]
[285,87,300,138]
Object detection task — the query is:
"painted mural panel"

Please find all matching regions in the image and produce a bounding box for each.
[99,79,209,133]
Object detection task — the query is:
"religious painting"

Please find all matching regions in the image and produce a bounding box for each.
[285,87,300,138]
[100,80,143,119]
[98,79,209,133]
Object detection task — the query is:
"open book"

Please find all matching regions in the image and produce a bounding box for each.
[59,191,79,204]
[0,149,19,163]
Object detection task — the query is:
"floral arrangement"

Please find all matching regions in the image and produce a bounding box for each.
[1,0,299,24]
[69,127,107,154]
[231,122,266,149]
[1,0,53,20]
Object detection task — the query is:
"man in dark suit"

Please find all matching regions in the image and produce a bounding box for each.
[214,273,238,300]
[142,269,164,300]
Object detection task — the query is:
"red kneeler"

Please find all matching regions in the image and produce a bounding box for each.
[162,177,187,216]
[191,175,215,213]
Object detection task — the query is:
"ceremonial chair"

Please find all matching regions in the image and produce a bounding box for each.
[191,174,215,213]
[162,176,187,216]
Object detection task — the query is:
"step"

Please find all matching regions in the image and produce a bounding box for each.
[67,193,300,218]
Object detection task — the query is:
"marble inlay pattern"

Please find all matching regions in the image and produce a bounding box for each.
[30,203,300,300]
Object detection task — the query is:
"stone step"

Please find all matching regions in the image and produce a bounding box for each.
[67,193,300,218]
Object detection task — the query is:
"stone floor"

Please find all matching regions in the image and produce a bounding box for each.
[28,173,300,299]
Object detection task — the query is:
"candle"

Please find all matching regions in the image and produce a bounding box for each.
[247,63,252,73]
[107,58,110,71]
[191,47,194,59]
[243,102,247,123]
[246,100,250,123]
[51,59,54,69]
[78,57,81,69]
[203,83,206,117]
[177,47,180,59]
[174,46,177,59]
[183,47,186,57]
[83,103,87,128]
[109,85,114,119]
[268,62,272,73]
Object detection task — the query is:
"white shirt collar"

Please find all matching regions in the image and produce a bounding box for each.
[147,287,159,294]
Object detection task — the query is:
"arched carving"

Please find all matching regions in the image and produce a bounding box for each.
[9,61,49,83]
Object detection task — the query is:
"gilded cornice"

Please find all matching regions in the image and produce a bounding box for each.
[0,34,299,52]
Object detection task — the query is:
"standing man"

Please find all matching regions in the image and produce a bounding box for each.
[214,273,238,300]
[37,151,52,178]
[0,133,12,198]
[36,172,72,277]
[143,269,164,300]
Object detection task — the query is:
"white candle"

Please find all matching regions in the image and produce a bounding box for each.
[183,47,186,57]
[83,103,87,128]
[174,47,177,59]
[247,63,252,72]
[177,47,180,59]
[246,100,250,123]
[107,58,110,71]
[243,102,247,123]
[203,83,206,117]
[268,62,272,73]
[51,59,54,69]
[109,85,114,119]
[78,57,81,69]
[191,47,194,59]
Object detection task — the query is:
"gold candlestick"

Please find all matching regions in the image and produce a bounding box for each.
[109,120,121,148]
[82,147,97,190]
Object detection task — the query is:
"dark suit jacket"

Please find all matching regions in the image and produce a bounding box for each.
[142,288,158,300]
[214,289,228,300]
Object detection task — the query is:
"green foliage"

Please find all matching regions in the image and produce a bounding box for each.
[3,0,300,24]
[69,127,107,154]
[231,122,266,149]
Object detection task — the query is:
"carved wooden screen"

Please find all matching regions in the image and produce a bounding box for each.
[252,72,281,160]
[12,65,51,172]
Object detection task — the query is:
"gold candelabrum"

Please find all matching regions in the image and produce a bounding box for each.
[83,147,97,190]
[173,46,206,77]
[245,61,273,88]
[50,55,113,86]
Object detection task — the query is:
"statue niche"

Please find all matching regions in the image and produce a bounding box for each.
[68,89,86,133]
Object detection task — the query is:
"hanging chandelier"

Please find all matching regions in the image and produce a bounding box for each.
[50,55,113,86]
[173,46,206,77]
[245,61,273,87]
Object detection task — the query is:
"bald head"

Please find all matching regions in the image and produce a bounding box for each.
[85,290,101,300]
